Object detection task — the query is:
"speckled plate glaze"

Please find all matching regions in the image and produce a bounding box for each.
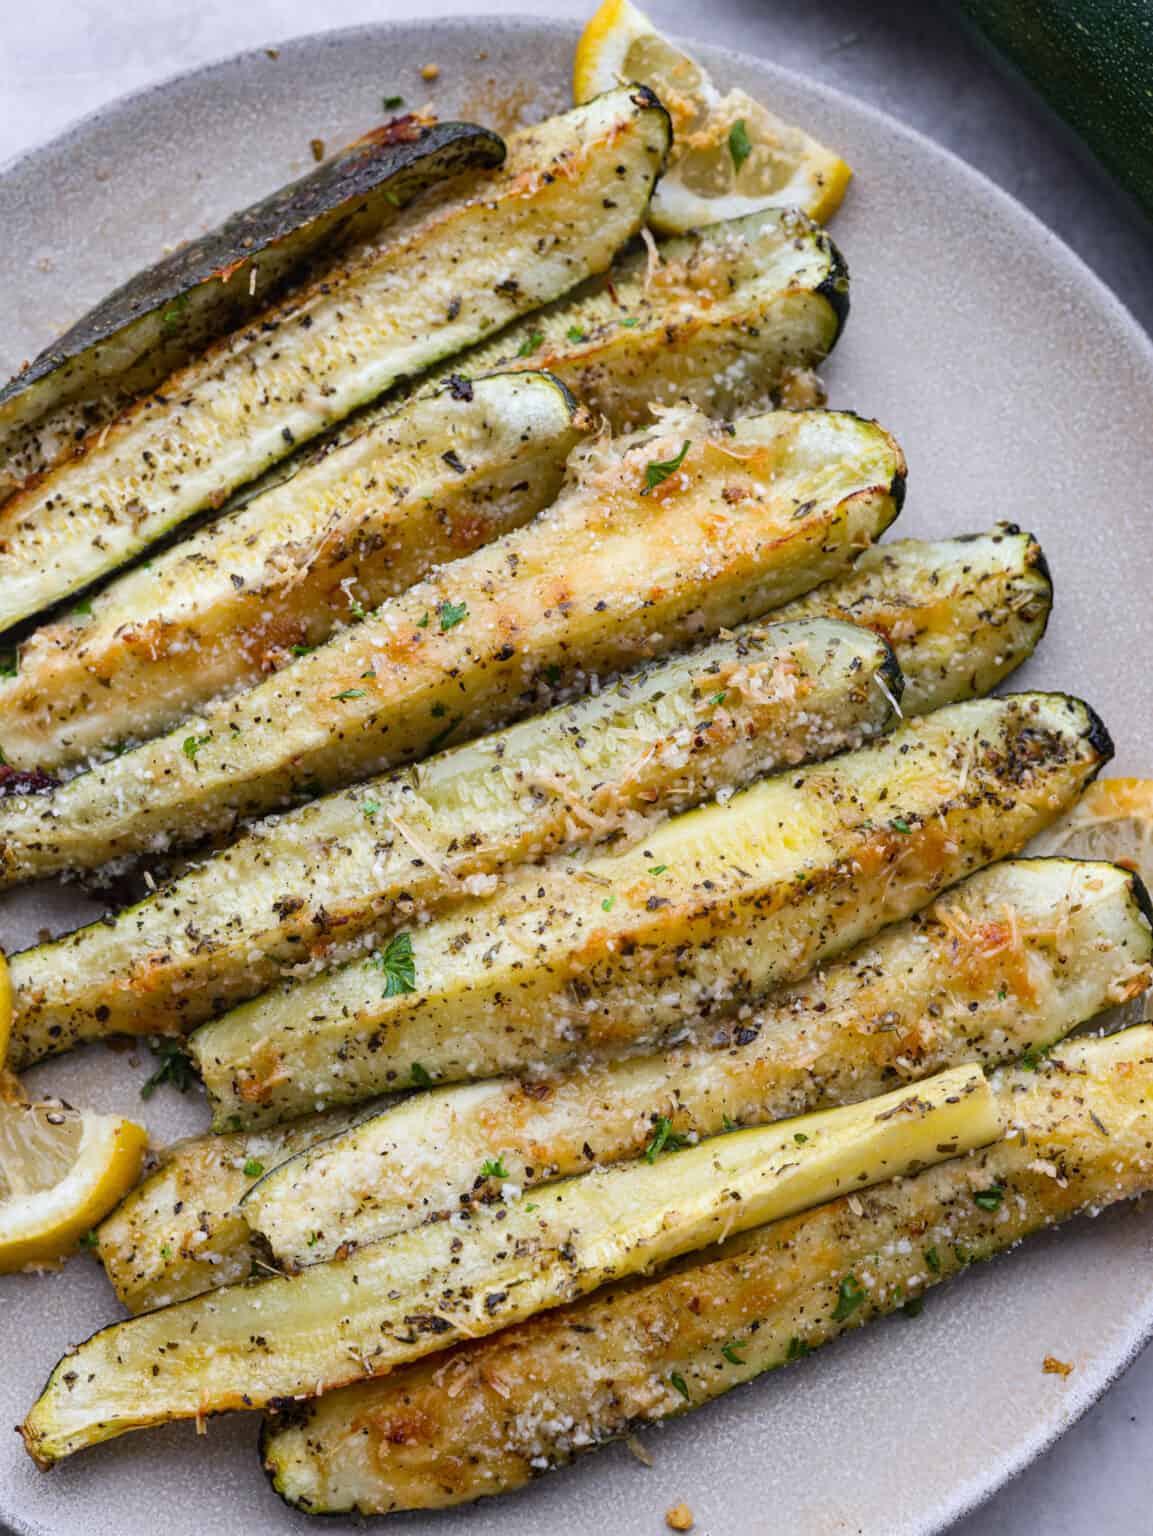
[2,16,1153,1536]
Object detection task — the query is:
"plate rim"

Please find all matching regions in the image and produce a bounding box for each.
[2,13,1152,1535]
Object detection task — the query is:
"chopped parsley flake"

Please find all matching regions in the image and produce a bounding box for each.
[78,1230,100,1251]
[243,1159,265,1179]
[383,93,405,109]
[602,895,616,912]
[711,691,727,706]
[333,688,366,701]
[786,1336,810,1361]
[182,733,211,763]
[71,599,93,617]
[292,643,315,657]
[729,118,753,173]
[832,1273,866,1321]
[721,1341,746,1365]
[669,1371,691,1401]
[362,798,381,819]
[480,1156,509,1180]
[141,1037,196,1099]
[644,1115,686,1163]
[438,598,469,631]
[641,440,690,495]
[924,1245,941,1273]
[410,1062,433,1089]
[793,1132,809,1144]
[620,316,639,327]
[890,817,911,833]
[566,325,587,342]
[973,1186,1004,1212]
[649,863,668,876]
[369,931,417,997]
[417,611,430,628]
[516,331,544,357]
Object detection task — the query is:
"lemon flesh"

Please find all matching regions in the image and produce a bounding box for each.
[0,1101,147,1271]
[574,0,851,232]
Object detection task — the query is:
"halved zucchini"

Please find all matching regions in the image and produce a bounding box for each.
[243,856,1152,1267]
[0,373,587,770]
[0,406,902,896]
[20,1063,996,1466]
[10,615,899,1067]
[0,87,670,631]
[95,1102,388,1314]
[0,121,505,500]
[7,525,1045,1067]
[780,522,1051,714]
[258,1026,1153,1514]
[423,205,848,428]
[192,693,1110,1129]
[100,851,1142,1311]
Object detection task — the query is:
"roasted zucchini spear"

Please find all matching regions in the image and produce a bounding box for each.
[0,406,902,894]
[21,1063,997,1466]
[0,120,505,500]
[243,856,1152,1267]
[423,205,848,428]
[0,372,587,770]
[258,1026,1153,1515]
[100,853,1144,1311]
[0,87,670,631]
[8,526,1046,1065]
[192,692,1110,1129]
[783,522,1051,714]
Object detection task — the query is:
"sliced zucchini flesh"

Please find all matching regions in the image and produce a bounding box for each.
[95,1102,389,1315]
[192,692,1110,1129]
[10,614,899,1067]
[243,856,1152,1267]
[0,87,670,631]
[424,205,848,428]
[258,1026,1153,1515]
[20,1062,996,1466]
[0,121,505,498]
[0,406,902,898]
[0,372,587,770]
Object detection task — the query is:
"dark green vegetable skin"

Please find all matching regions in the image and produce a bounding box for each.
[0,120,504,454]
[958,1,1153,218]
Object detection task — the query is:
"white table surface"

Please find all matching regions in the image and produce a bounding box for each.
[4,2,1152,1532]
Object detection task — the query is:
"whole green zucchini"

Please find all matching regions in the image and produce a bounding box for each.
[0,87,670,631]
[0,372,587,769]
[0,406,902,896]
[0,120,504,501]
[258,1025,1153,1514]
[7,526,1048,1066]
[22,1063,995,1466]
[191,693,1110,1129]
[242,855,1152,1268]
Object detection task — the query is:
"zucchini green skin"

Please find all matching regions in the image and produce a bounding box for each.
[422,206,847,429]
[10,615,898,1066]
[192,693,1111,1129]
[0,407,902,901]
[0,121,505,500]
[259,1025,1153,1515]
[0,87,671,632]
[21,1064,995,1466]
[243,856,1152,1268]
[0,372,587,770]
[4,524,1049,1066]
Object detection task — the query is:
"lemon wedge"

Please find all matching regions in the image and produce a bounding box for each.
[0,1090,147,1272]
[573,0,852,233]
[1031,778,1153,1023]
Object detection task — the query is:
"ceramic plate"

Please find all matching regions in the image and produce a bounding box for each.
[2,15,1153,1536]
